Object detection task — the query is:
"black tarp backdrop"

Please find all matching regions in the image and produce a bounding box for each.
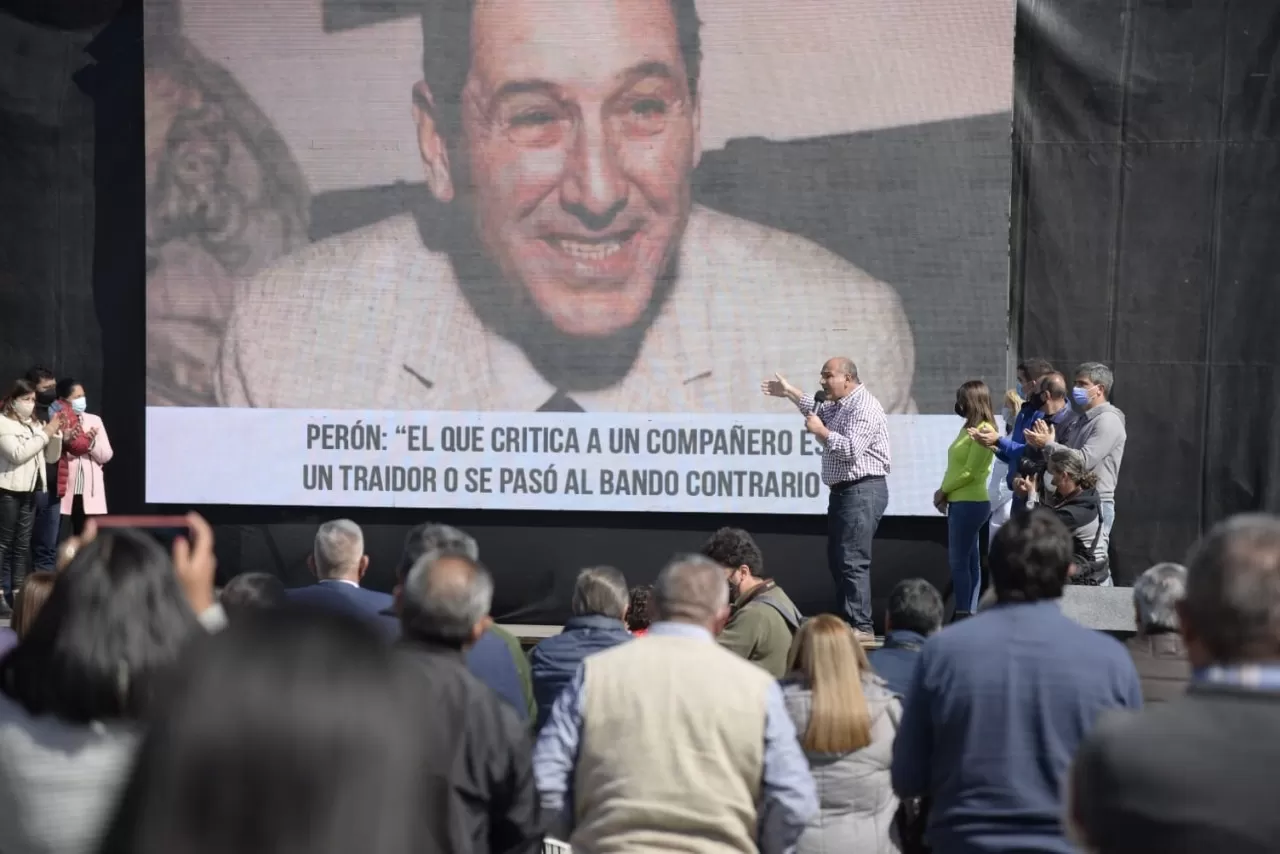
[1,0,1278,623]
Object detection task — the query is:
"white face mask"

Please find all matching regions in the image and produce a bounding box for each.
[70,397,87,414]
[12,400,35,420]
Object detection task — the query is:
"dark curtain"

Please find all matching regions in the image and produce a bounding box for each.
[0,0,1276,620]
[1012,0,1280,582]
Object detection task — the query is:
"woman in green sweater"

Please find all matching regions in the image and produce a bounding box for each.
[933,380,996,619]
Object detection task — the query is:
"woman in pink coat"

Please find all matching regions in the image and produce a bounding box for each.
[51,379,112,536]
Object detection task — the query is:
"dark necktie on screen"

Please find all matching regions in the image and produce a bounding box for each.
[538,391,584,412]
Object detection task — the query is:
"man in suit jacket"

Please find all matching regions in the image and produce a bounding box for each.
[1071,514,1280,854]
[215,0,916,415]
[286,519,394,634]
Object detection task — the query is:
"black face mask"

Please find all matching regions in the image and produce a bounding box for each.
[954,403,966,418]
[1026,391,1046,409]
[35,389,55,406]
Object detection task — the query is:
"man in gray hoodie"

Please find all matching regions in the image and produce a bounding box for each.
[1027,361,1126,556]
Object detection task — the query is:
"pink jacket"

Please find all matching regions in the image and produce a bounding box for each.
[60,413,113,515]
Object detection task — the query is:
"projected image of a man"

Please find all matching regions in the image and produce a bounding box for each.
[215,0,916,413]
[430,1,700,339]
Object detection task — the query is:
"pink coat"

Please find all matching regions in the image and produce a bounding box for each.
[60,413,113,515]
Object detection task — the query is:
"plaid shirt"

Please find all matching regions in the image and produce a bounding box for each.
[798,385,891,486]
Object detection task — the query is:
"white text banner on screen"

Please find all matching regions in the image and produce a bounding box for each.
[146,408,965,515]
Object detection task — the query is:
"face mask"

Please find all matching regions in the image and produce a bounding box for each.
[954,403,965,418]
[1001,408,1013,425]
[35,389,56,406]
[11,400,35,420]
[70,397,87,414]
[1027,390,1045,409]
[1071,387,1091,407]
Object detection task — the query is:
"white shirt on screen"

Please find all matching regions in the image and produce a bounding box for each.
[216,205,917,414]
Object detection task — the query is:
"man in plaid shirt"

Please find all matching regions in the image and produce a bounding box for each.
[763,358,890,638]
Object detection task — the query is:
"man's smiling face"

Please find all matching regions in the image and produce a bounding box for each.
[459,0,700,337]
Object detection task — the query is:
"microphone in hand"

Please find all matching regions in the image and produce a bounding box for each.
[813,390,828,405]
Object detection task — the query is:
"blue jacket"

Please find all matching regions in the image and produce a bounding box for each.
[285,581,396,637]
[466,630,531,722]
[892,600,1142,853]
[529,614,631,729]
[994,402,1045,488]
[867,629,928,698]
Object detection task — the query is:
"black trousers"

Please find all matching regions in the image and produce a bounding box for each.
[0,488,38,602]
[59,493,87,541]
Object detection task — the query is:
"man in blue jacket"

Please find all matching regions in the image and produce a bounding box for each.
[868,578,943,697]
[287,519,395,628]
[529,566,633,729]
[891,509,1142,854]
[987,359,1054,509]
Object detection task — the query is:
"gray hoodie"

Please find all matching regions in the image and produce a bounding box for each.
[1047,401,1126,500]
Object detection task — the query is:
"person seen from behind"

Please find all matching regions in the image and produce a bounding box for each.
[0,527,204,854]
[529,566,631,729]
[219,572,287,621]
[782,614,902,854]
[891,509,1142,854]
[396,548,544,853]
[0,378,64,616]
[1070,514,1280,854]
[533,554,817,853]
[867,578,944,697]
[396,522,534,720]
[1123,562,1190,703]
[626,584,654,636]
[701,526,802,678]
[99,609,455,854]
[934,380,996,619]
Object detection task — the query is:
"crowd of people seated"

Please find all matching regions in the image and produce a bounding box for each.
[0,498,1273,854]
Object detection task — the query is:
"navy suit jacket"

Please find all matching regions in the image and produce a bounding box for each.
[285,581,397,636]
[867,629,928,698]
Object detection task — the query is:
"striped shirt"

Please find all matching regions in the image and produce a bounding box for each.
[797,385,891,486]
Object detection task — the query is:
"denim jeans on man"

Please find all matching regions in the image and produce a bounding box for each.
[948,500,990,614]
[0,489,38,603]
[827,476,888,633]
[29,490,60,571]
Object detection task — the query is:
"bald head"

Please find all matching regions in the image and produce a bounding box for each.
[820,357,860,401]
[653,554,730,630]
[400,550,494,647]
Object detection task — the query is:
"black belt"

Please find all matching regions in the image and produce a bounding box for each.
[829,474,886,493]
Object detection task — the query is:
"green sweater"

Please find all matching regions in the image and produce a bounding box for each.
[941,423,996,503]
[717,584,801,679]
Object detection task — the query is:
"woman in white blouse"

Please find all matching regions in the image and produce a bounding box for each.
[0,379,63,615]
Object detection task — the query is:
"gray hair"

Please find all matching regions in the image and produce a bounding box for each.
[401,549,494,646]
[1133,562,1187,634]
[571,566,629,620]
[1074,361,1114,399]
[1182,514,1280,663]
[653,554,729,624]
[313,519,364,579]
[398,523,478,580]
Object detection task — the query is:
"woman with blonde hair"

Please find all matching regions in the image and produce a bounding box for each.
[782,614,902,854]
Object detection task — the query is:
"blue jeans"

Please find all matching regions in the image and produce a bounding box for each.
[827,476,888,633]
[30,491,60,571]
[948,500,990,614]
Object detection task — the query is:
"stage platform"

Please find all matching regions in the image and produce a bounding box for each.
[500,587,1138,649]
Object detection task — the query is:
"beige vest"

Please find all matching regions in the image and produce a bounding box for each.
[572,633,772,854]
